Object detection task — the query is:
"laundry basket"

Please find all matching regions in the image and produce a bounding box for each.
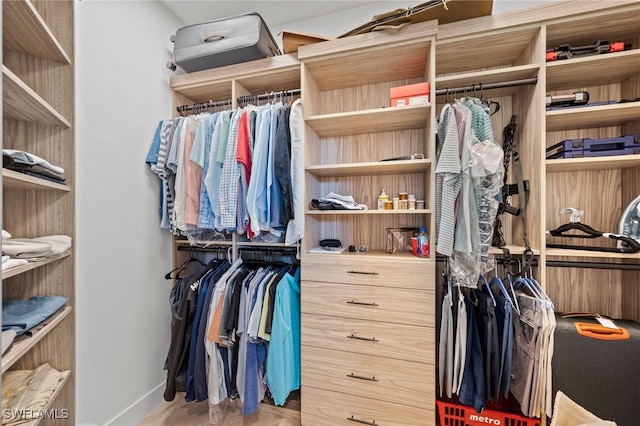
[436,400,540,426]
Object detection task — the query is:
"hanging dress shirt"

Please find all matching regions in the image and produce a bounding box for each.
[285,99,305,245]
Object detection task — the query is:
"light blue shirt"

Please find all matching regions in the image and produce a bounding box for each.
[247,104,272,234]
[203,112,228,231]
[266,268,301,405]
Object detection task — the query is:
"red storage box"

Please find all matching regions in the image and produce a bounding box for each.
[390,82,430,107]
[436,400,540,426]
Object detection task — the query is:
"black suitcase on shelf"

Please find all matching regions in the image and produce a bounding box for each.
[167,12,281,73]
[552,313,640,426]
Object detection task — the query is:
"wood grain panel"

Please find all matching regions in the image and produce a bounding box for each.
[3,0,71,63]
[2,65,70,127]
[300,386,434,426]
[545,263,622,318]
[2,1,75,422]
[307,104,429,136]
[546,169,622,249]
[301,313,435,364]
[545,6,640,48]
[31,0,74,59]
[301,346,433,408]
[547,50,640,91]
[301,256,432,289]
[313,129,425,166]
[170,54,300,101]
[302,281,433,326]
[436,26,540,76]
[302,213,432,256]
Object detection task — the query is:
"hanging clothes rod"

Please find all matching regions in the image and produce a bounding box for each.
[547,260,640,271]
[176,88,301,116]
[236,88,301,105]
[177,244,231,253]
[177,99,232,116]
[435,77,538,96]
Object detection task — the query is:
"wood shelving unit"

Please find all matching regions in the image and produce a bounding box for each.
[2,168,70,191]
[2,65,71,127]
[1,306,73,374]
[2,0,75,423]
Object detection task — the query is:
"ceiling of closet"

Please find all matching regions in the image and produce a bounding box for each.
[158,0,382,28]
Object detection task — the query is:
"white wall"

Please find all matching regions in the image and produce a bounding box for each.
[75,1,181,425]
[74,1,557,424]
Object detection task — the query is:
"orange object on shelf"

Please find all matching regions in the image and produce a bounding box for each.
[390,82,430,107]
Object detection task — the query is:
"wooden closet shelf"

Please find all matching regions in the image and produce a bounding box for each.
[546,154,640,173]
[306,159,431,177]
[304,249,433,262]
[546,49,640,90]
[2,168,70,191]
[2,65,71,128]
[1,306,72,374]
[306,104,430,137]
[2,0,71,64]
[22,370,71,426]
[488,245,540,255]
[546,102,640,132]
[2,251,72,280]
[306,209,431,215]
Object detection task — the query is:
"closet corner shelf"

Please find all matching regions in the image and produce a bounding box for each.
[306,159,431,177]
[1,306,72,374]
[305,209,431,215]
[2,251,72,280]
[3,0,71,64]
[546,154,640,173]
[545,248,640,260]
[2,65,71,128]
[21,370,71,426]
[546,49,640,89]
[546,102,640,132]
[435,64,539,97]
[305,104,430,137]
[2,168,70,191]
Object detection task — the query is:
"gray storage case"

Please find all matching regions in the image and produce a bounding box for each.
[167,12,281,73]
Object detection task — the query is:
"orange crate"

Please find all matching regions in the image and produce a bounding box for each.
[436,400,540,426]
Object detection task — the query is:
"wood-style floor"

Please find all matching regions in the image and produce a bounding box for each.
[138,393,301,426]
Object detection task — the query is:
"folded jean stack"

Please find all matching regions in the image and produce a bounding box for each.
[2,149,66,185]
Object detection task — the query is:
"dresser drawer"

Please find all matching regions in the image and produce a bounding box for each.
[301,255,433,290]
[301,313,435,364]
[302,346,434,408]
[302,280,433,327]
[301,385,434,426]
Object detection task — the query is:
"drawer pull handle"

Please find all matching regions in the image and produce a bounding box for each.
[347,300,379,307]
[347,373,378,382]
[347,334,378,342]
[347,270,379,276]
[347,416,378,425]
